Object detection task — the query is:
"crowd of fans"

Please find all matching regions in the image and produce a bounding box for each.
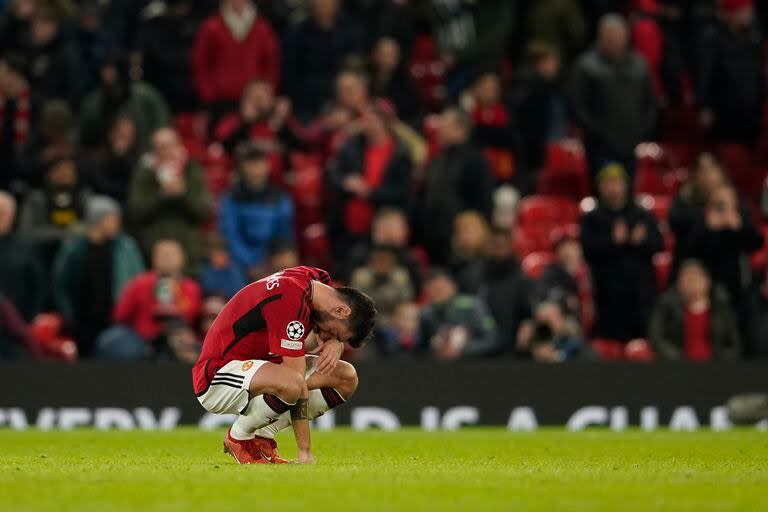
[0,0,767,363]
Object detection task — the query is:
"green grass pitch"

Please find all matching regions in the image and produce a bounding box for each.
[1,428,766,511]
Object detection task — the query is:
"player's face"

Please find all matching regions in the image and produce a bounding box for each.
[313,316,354,345]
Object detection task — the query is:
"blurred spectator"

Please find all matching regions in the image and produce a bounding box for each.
[369,36,422,128]
[537,230,586,320]
[630,0,666,101]
[424,0,513,97]
[464,71,518,183]
[0,190,45,321]
[213,79,297,166]
[80,116,138,204]
[379,300,420,356]
[350,244,414,335]
[128,127,213,276]
[519,301,592,362]
[449,210,491,294]
[0,0,37,53]
[514,42,568,172]
[649,259,741,360]
[0,53,31,187]
[675,184,763,305]
[18,99,73,188]
[96,239,202,360]
[421,107,493,265]
[669,153,728,275]
[569,14,657,179]
[53,196,144,357]
[75,0,113,95]
[479,228,534,354]
[528,0,587,65]
[418,269,497,360]
[18,156,91,263]
[79,51,171,154]
[219,142,294,277]
[282,0,361,121]
[327,104,412,253]
[581,163,663,341]
[192,0,279,122]
[0,292,42,360]
[341,207,424,294]
[199,295,226,338]
[746,268,768,357]
[200,233,246,299]
[20,5,83,106]
[697,0,764,146]
[491,184,520,230]
[137,0,199,113]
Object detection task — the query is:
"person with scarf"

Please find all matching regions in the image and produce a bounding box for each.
[327,103,413,257]
[218,142,294,280]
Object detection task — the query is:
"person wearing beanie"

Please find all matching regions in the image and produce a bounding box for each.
[697,0,764,146]
[580,162,664,342]
[53,195,145,357]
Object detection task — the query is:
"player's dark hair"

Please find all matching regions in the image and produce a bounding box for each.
[336,287,377,348]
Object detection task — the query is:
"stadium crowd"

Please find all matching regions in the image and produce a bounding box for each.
[0,0,767,363]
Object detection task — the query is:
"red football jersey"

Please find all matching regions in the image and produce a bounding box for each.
[192,266,331,395]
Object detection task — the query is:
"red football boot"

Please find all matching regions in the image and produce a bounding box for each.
[223,429,270,464]
[252,436,292,464]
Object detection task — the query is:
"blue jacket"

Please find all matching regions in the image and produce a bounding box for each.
[201,263,246,299]
[218,184,295,269]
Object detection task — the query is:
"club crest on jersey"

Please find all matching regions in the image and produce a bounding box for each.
[242,361,254,371]
[286,321,305,341]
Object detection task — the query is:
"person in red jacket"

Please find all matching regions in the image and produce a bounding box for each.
[192,0,280,123]
[95,238,202,360]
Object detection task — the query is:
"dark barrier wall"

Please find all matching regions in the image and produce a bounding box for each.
[1,362,766,431]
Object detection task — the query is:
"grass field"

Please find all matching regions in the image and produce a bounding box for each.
[1,428,766,512]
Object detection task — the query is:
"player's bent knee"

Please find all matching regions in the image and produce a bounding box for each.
[335,361,358,399]
[278,371,305,404]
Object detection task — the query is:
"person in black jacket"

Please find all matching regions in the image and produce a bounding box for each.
[327,104,413,256]
[137,0,200,113]
[0,191,45,322]
[581,163,664,341]
[420,107,494,265]
[369,36,423,128]
[282,0,363,121]
[675,183,763,308]
[697,0,764,147]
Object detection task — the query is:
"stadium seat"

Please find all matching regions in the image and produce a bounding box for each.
[300,223,331,269]
[591,338,624,361]
[517,196,580,227]
[521,251,555,279]
[408,35,445,111]
[653,252,672,291]
[624,339,655,362]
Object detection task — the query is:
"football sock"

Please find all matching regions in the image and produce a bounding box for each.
[253,387,345,439]
[230,394,294,441]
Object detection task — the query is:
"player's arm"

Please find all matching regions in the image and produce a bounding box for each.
[281,355,314,464]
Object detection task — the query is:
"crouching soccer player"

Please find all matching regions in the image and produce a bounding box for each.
[192,266,376,464]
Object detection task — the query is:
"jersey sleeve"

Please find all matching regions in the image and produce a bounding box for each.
[264,281,310,358]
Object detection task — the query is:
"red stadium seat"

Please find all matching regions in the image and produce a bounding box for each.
[408,35,445,111]
[521,251,555,279]
[517,196,580,227]
[591,338,624,361]
[653,252,672,291]
[624,339,655,362]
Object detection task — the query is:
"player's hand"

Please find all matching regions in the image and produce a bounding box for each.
[311,339,344,375]
[297,451,316,465]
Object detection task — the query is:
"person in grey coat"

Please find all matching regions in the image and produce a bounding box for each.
[569,13,657,179]
[417,269,497,360]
